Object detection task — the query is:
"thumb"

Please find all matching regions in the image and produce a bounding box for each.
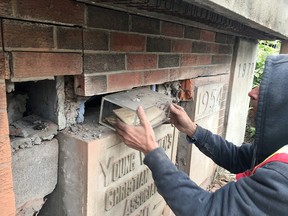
[137,106,149,126]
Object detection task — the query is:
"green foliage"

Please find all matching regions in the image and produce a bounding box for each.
[253,40,281,87]
[246,125,256,138]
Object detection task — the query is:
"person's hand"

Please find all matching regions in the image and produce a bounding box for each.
[114,106,158,156]
[169,103,197,137]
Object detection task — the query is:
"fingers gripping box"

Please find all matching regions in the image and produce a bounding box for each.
[99,88,172,130]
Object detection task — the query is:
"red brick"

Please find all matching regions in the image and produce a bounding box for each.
[219,44,233,54]
[127,54,157,70]
[57,27,82,50]
[87,6,129,31]
[0,81,6,109]
[147,37,171,52]
[161,21,184,38]
[212,55,232,64]
[144,69,169,85]
[184,26,201,40]
[83,29,108,51]
[208,44,219,53]
[84,54,125,74]
[200,30,215,42]
[0,135,10,164]
[0,162,16,216]
[158,55,179,68]
[3,19,54,51]
[169,68,198,81]
[215,33,235,44]
[74,75,107,96]
[172,40,192,53]
[181,54,197,67]
[110,32,145,52]
[131,15,160,35]
[12,52,82,80]
[16,0,85,25]
[0,112,8,137]
[0,21,2,51]
[196,55,212,65]
[108,72,143,92]
[0,0,13,17]
[0,53,9,79]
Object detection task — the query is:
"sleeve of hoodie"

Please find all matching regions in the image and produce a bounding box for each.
[187,125,254,173]
[144,148,288,216]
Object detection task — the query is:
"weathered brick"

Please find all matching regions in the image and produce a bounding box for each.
[57,27,82,50]
[12,52,82,80]
[83,29,108,51]
[215,32,235,44]
[0,21,2,51]
[127,54,157,70]
[197,55,212,65]
[184,26,201,40]
[0,81,6,109]
[3,19,54,50]
[0,135,10,164]
[110,32,146,52]
[208,43,219,53]
[172,40,192,53]
[169,67,198,81]
[180,54,197,67]
[147,37,171,52]
[0,162,15,216]
[219,44,233,54]
[131,15,160,35]
[161,21,184,38]
[16,0,85,25]
[192,42,208,53]
[200,30,215,42]
[108,72,143,92]
[87,6,128,31]
[74,75,107,96]
[0,111,8,136]
[144,69,169,85]
[0,0,13,17]
[84,54,125,74]
[0,53,9,79]
[212,55,232,64]
[159,55,180,68]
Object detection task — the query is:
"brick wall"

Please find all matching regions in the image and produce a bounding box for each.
[0,79,15,216]
[0,0,235,212]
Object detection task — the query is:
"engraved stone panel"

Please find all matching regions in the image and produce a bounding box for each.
[50,124,178,216]
[190,83,223,187]
[225,38,258,145]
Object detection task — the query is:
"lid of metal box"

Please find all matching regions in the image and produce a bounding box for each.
[102,87,172,111]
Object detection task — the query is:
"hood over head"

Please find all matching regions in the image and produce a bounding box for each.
[252,54,288,167]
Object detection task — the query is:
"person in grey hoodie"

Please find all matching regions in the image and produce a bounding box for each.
[114,55,288,216]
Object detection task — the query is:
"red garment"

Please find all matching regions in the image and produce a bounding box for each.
[237,145,288,180]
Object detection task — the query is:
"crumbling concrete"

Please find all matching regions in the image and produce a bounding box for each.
[12,139,58,215]
[7,93,29,124]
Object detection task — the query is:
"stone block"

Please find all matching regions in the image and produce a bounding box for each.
[12,139,58,212]
[44,124,178,216]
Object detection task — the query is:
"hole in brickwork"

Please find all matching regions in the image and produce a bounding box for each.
[7,80,59,152]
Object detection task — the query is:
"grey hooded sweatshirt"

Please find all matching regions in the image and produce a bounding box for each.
[144,55,288,216]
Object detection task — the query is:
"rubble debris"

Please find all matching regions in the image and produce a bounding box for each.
[9,115,58,152]
[7,93,29,124]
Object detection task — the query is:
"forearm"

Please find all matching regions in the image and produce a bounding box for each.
[144,147,211,216]
[187,126,254,173]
